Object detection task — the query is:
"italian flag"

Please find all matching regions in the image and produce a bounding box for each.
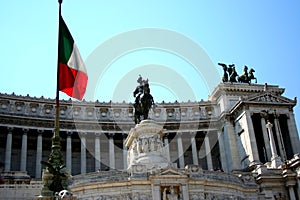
[58,16,88,100]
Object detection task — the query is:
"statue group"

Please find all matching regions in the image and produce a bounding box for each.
[133,75,155,124]
[218,63,257,84]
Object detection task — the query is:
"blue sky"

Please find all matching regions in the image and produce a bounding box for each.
[1,1,300,129]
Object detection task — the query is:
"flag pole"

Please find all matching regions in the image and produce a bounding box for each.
[53,0,63,144]
[49,0,64,167]
[47,0,65,170]
[49,0,63,161]
[55,1,62,133]
[38,0,67,197]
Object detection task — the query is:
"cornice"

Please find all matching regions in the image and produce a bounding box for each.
[0,92,215,107]
[209,82,285,101]
[228,91,297,117]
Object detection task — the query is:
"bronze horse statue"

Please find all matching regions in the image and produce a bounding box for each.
[228,64,238,82]
[219,63,239,83]
[133,76,154,124]
[238,66,257,84]
[218,63,228,82]
[248,68,257,83]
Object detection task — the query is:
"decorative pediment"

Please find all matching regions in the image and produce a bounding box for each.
[159,167,185,177]
[245,93,295,104]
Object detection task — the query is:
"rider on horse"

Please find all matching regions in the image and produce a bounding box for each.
[133,75,155,124]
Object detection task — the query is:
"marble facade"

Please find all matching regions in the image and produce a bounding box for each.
[0,82,300,199]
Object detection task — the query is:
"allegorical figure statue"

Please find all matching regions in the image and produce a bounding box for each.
[41,161,67,193]
[133,75,155,124]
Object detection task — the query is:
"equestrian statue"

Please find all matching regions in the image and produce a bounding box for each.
[133,75,155,124]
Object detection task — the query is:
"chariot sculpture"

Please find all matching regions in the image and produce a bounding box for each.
[218,63,257,84]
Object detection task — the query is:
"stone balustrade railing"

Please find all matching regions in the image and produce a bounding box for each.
[70,168,256,189]
[0,93,217,123]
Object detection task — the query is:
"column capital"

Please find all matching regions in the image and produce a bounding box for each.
[95,132,102,137]
[177,132,183,137]
[273,109,280,118]
[67,131,73,136]
[266,121,273,129]
[260,111,269,119]
[190,131,197,137]
[260,115,267,124]
[79,132,87,137]
[7,126,14,132]
[37,129,44,134]
[108,132,115,138]
[224,115,234,124]
[163,134,169,140]
[22,128,29,133]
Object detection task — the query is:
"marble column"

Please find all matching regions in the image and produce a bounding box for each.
[80,132,87,174]
[164,134,171,162]
[151,185,161,200]
[245,111,260,163]
[109,133,115,170]
[122,133,127,169]
[224,119,240,170]
[181,184,190,200]
[274,117,285,159]
[35,130,43,178]
[177,132,185,168]
[260,116,271,161]
[20,129,28,171]
[95,133,101,171]
[217,130,228,172]
[287,185,296,200]
[66,131,72,173]
[287,113,300,153]
[204,136,213,170]
[296,167,300,199]
[266,122,282,168]
[190,132,198,165]
[5,127,13,171]
[266,122,278,157]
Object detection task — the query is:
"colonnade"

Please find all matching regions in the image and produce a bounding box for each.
[4,112,297,178]
[164,131,223,170]
[2,127,223,178]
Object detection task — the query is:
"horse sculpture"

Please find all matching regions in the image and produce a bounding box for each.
[238,66,257,84]
[237,65,249,83]
[133,75,155,124]
[218,63,228,82]
[228,64,238,82]
[219,63,240,83]
[248,68,257,83]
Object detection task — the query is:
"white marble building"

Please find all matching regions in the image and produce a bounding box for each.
[0,82,300,199]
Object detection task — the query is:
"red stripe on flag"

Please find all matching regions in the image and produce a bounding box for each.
[59,63,88,100]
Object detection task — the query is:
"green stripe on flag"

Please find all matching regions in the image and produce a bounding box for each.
[59,16,74,63]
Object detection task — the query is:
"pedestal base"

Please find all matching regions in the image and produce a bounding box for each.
[36,169,73,199]
[125,120,169,173]
[271,156,283,168]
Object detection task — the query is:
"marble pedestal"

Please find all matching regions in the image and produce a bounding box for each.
[125,120,169,172]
